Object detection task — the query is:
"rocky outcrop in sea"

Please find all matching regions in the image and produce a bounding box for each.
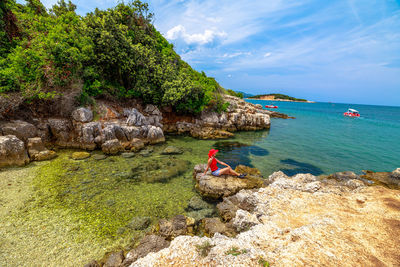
[0,95,271,167]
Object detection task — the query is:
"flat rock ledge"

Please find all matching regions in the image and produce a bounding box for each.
[193,164,266,199]
[130,170,400,267]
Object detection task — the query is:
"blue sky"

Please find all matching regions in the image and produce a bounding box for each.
[22,0,400,106]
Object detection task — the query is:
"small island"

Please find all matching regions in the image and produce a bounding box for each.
[248,93,314,103]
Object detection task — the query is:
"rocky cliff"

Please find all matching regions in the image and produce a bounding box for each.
[127,170,400,267]
[0,95,271,168]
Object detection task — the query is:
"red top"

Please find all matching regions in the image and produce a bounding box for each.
[210,158,218,172]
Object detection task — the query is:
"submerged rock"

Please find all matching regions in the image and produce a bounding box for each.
[161,146,183,155]
[186,208,215,221]
[92,154,107,160]
[0,135,29,167]
[130,138,145,152]
[122,152,135,158]
[71,151,91,160]
[360,170,400,188]
[193,164,265,199]
[127,217,151,230]
[103,250,124,267]
[27,137,57,161]
[187,195,212,211]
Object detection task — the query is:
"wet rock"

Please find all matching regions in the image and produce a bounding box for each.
[193,164,265,199]
[203,217,229,236]
[360,170,400,188]
[329,171,360,181]
[122,152,135,158]
[27,137,57,161]
[190,127,234,139]
[81,122,101,149]
[1,120,37,142]
[72,107,93,122]
[147,125,165,144]
[127,217,151,230]
[345,179,365,189]
[122,235,170,266]
[92,154,107,160]
[158,215,188,240]
[161,146,183,155]
[130,138,145,152]
[186,208,215,221]
[187,195,211,211]
[217,198,239,222]
[138,148,153,157]
[71,151,91,160]
[104,250,124,267]
[102,139,124,155]
[0,135,29,167]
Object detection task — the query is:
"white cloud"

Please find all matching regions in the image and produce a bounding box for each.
[222,52,251,58]
[166,24,227,45]
[264,52,272,57]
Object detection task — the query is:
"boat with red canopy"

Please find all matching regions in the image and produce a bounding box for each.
[344,108,360,117]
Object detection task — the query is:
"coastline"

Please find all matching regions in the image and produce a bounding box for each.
[245,98,316,103]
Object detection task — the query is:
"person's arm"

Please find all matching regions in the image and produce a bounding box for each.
[203,159,211,175]
[216,158,230,168]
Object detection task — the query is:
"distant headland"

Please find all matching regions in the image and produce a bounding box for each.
[247,93,315,103]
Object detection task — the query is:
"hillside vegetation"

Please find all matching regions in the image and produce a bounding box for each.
[249,93,307,102]
[0,0,228,115]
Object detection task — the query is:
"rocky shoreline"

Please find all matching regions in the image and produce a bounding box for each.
[86,166,400,267]
[0,95,275,168]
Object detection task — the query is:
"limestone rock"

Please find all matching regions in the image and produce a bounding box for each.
[27,137,57,161]
[102,139,124,155]
[345,179,365,189]
[193,164,265,199]
[81,122,101,149]
[146,126,165,144]
[48,118,73,147]
[1,120,37,142]
[0,135,29,167]
[161,146,183,155]
[71,151,91,160]
[72,107,93,122]
[104,251,124,267]
[329,171,360,181]
[391,168,400,179]
[123,235,170,266]
[232,209,260,232]
[131,172,400,267]
[360,170,400,188]
[125,108,147,126]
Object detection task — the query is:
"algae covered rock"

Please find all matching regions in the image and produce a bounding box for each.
[161,146,183,155]
[187,195,212,211]
[121,152,135,158]
[193,164,265,199]
[186,208,215,221]
[127,217,151,230]
[27,137,57,161]
[71,151,91,160]
[130,138,145,152]
[157,215,188,240]
[103,250,124,267]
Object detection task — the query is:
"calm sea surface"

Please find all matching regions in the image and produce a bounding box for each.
[216,100,400,176]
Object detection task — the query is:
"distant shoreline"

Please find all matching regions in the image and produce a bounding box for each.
[245,98,316,103]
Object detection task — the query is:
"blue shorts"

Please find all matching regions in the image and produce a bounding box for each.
[211,168,220,176]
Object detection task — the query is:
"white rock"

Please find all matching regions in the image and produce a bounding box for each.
[72,107,93,122]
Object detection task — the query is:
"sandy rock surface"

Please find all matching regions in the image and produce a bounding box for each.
[131,171,400,267]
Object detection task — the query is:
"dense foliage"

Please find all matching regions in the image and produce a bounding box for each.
[249,93,307,102]
[226,89,243,99]
[0,0,228,114]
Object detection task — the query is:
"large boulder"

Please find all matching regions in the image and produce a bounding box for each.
[1,120,37,142]
[391,168,400,179]
[48,118,73,147]
[102,139,124,155]
[193,164,265,199]
[27,137,57,161]
[72,107,93,122]
[0,135,30,167]
[146,126,165,144]
[124,108,147,126]
[81,122,101,150]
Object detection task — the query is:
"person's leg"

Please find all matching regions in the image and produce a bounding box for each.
[219,166,240,176]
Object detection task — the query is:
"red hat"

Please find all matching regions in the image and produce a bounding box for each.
[208,149,218,158]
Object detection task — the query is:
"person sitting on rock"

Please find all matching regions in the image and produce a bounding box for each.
[203,149,246,178]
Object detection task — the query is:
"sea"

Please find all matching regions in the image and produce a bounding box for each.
[216,100,400,176]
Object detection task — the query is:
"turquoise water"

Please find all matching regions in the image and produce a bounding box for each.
[216,100,400,176]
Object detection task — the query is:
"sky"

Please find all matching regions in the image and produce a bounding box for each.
[20,0,400,106]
